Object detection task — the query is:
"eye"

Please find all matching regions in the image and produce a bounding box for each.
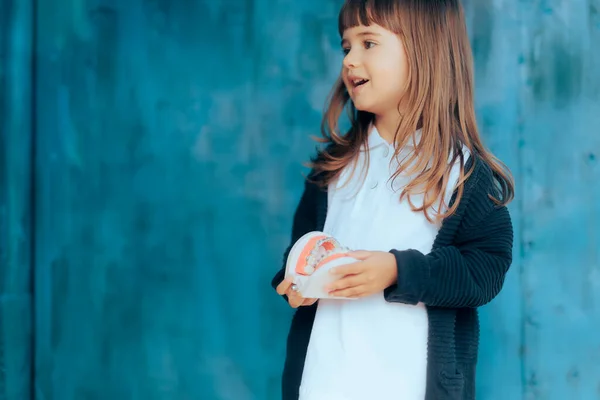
[364,40,376,49]
[342,40,375,55]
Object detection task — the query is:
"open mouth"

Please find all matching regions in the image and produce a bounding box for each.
[352,79,369,87]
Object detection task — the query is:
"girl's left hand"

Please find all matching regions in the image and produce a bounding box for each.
[326,250,398,298]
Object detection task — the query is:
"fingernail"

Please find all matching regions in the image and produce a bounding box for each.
[329,268,336,274]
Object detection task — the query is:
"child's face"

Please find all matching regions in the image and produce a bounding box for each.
[341,23,409,117]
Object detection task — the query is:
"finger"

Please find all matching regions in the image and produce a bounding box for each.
[330,285,368,298]
[285,284,301,298]
[276,278,293,295]
[302,298,317,306]
[330,261,365,276]
[325,274,365,293]
[289,293,304,308]
[347,250,372,260]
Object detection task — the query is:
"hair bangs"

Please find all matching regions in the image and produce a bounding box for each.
[338,0,397,37]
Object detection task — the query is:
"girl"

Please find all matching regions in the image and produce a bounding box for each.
[271,1,514,399]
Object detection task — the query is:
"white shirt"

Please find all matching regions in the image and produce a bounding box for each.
[298,126,468,400]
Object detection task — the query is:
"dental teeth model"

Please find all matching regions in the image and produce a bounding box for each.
[284,231,359,299]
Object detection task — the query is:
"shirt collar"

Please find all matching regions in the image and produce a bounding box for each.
[367,125,422,150]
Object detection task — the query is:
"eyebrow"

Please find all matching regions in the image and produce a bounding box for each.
[341,31,382,46]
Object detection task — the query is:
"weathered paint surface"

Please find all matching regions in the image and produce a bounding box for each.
[0,0,598,399]
[516,1,600,398]
[32,1,341,399]
[0,1,34,399]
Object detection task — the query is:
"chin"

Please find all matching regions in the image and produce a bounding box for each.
[352,101,378,114]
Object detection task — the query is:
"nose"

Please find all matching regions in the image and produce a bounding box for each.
[343,50,360,70]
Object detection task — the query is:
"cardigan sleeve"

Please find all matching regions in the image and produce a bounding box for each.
[270,176,319,292]
[383,199,514,308]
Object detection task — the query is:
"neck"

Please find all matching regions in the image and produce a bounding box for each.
[373,112,402,145]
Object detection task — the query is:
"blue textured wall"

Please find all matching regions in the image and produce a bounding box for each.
[1,0,599,399]
[32,1,338,399]
[0,1,34,399]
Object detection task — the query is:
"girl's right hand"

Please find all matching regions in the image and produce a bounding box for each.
[276,278,317,308]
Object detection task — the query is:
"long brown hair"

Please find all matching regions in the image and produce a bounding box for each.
[308,0,514,222]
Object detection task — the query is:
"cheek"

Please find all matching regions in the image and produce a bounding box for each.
[374,44,409,86]
[379,57,408,91]
[341,73,352,90]
[395,53,410,77]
